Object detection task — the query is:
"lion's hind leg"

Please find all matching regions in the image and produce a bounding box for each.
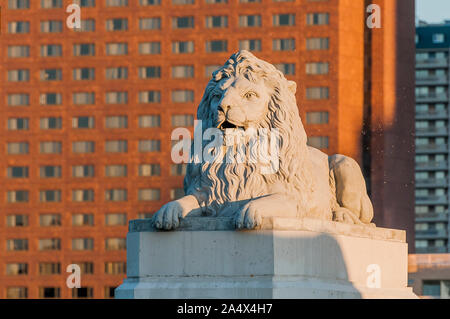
[329,155,374,226]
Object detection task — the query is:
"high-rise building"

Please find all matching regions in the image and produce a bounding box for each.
[409,253,450,298]
[415,21,450,254]
[0,0,414,298]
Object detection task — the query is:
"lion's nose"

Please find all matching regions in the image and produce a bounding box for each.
[218,104,230,113]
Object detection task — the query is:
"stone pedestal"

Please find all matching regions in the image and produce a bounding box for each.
[115,217,417,299]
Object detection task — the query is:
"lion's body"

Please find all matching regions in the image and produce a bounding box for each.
[152,50,374,230]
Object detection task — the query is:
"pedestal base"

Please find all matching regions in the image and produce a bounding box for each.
[115,217,417,299]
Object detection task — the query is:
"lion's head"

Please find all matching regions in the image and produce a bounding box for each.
[185,50,314,216]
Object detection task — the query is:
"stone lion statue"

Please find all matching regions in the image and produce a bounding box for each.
[153,50,374,230]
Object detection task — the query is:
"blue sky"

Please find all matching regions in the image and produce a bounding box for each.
[416,0,450,23]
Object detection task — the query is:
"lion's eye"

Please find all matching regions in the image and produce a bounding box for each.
[243,91,258,99]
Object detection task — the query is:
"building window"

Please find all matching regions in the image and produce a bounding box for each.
[7,94,29,106]
[106,43,128,55]
[432,34,445,44]
[39,238,61,251]
[306,112,329,124]
[306,37,329,50]
[306,13,329,25]
[105,238,126,251]
[172,90,194,102]
[40,69,62,81]
[72,214,94,226]
[40,142,62,154]
[173,0,194,4]
[140,0,160,5]
[6,239,28,251]
[172,41,195,54]
[6,215,29,227]
[273,38,295,51]
[273,14,295,26]
[138,212,153,219]
[423,281,442,297]
[72,165,95,178]
[8,0,30,9]
[170,188,185,200]
[139,66,161,79]
[105,140,128,153]
[40,20,63,33]
[206,0,227,3]
[139,140,161,152]
[205,16,228,28]
[106,18,128,31]
[8,118,29,130]
[72,238,94,251]
[105,262,126,274]
[40,166,62,178]
[275,63,295,75]
[139,164,161,177]
[8,45,29,58]
[8,69,29,82]
[306,62,329,75]
[240,0,260,2]
[73,68,95,80]
[40,117,62,129]
[105,92,128,104]
[172,17,195,29]
[306,87,329,99]
[8,21,30,34]
[72,190,95,202]
[172,114,194,126]
[40,93,62,105]
[72,116,95,129]
[171,164,187,176]
[139,91,161,103]
[106,67,128,80]
[307,136,329,149]
[139,17,161,30]
[76,19,96,32]
[138,115,161,127]
[6,287,28,299]
[7,142,29,155]
[138,189,161,201]
[39,190,61,202]
[41,0,62,8]
[239,39,261,52]
[41,44,62,57]
[172,66,194,78]
[106,0,128,6]
[39,287,61,299]
[7,166,29,179]
[206,40,228,53]
[139,42,161,55]
[39,263,61,275]
[105,165,127,177]
[105,116,127,129]
[72,0,96,6]
[73,92,95,105]
[239,15,261,27]
[39,214,61,227]
[205,65,221,78]
[73,43,95,56]
[6,263,28,275]
[105,214,127,226]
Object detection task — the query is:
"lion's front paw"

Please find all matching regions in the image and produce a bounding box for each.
[234,201,263,230]
[152,201,184,230]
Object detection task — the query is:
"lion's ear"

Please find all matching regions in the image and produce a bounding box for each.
[288,81,297,94]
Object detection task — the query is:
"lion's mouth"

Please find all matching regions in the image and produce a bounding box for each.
[217,120,245,130]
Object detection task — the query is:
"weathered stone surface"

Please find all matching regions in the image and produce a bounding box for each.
[130,217,405,242]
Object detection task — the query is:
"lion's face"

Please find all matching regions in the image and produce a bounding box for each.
[210,76,271,131]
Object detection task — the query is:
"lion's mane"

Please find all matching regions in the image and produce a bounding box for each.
[184,50,315,217]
